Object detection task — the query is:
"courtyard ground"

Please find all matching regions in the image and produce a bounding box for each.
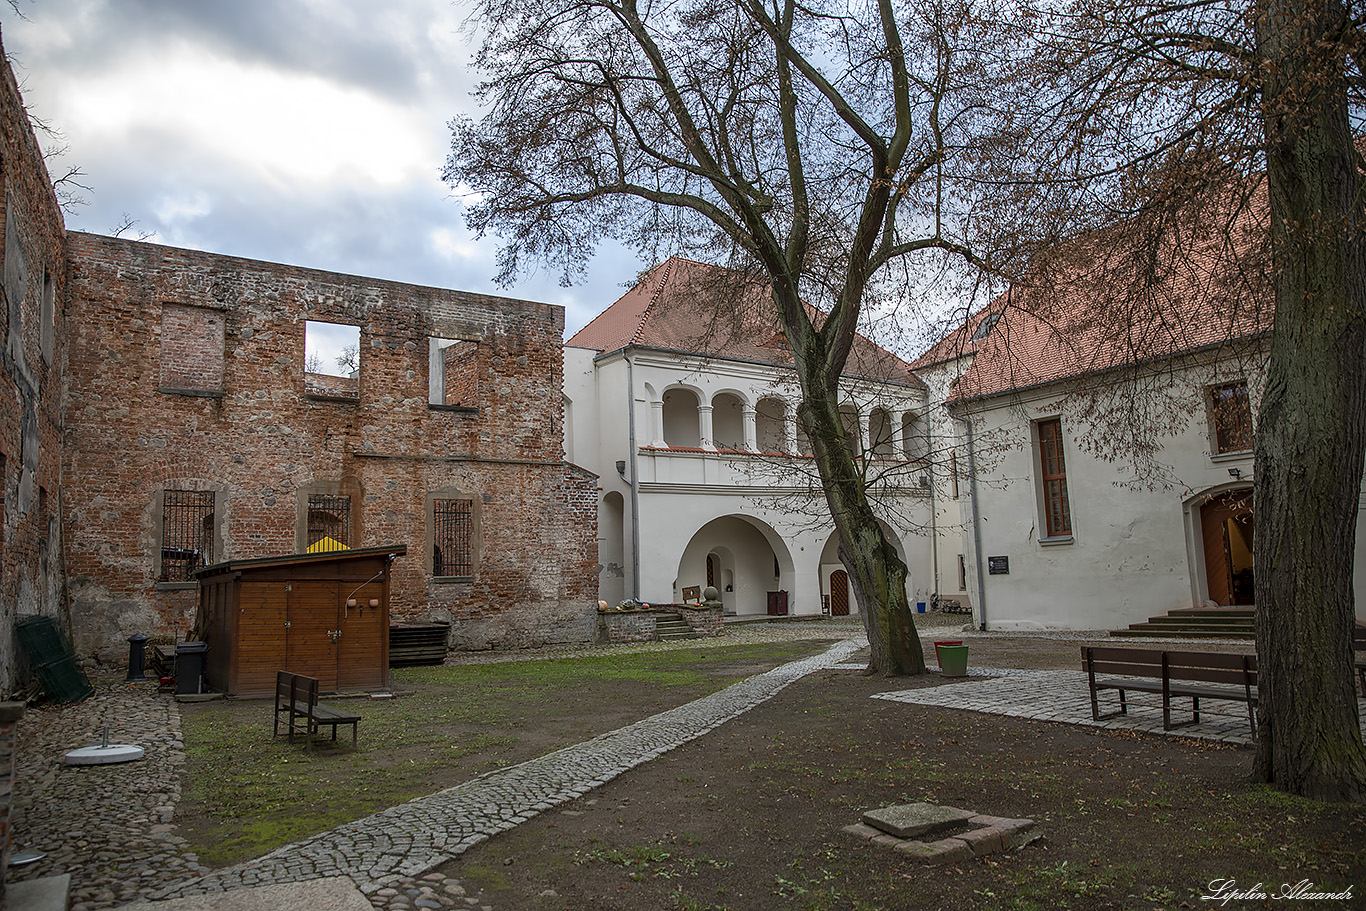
[12,615,1364,911]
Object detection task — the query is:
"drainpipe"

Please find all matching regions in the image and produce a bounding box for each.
[623,349,641,600]
[927,411,940,602]
[963,414,988,631]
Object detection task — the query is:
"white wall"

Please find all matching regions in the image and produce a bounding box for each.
[945,352,1366,630]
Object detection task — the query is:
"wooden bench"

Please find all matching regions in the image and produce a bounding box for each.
[273,671,361,750]
[1082,646,1258,737]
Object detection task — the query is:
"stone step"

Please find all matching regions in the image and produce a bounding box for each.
[655,619,698,640]
[1112,626,1255,640]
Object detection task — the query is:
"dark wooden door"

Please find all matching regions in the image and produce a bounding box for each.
[1201,490,1253,607]
[830,570,850,616]
[236,582,286,696]
[286,581,340,690]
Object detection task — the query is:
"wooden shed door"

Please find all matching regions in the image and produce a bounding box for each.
[337,581,386,690]
[237,583,287,696]
[286,582,340,690]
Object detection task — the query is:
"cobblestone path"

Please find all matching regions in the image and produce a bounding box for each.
[146,637,866,905]
[873,666,1366,745]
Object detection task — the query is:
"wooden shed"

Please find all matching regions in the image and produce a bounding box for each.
[194,545,406,697]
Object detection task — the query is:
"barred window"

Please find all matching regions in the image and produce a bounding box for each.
[307,494,351,551]
[433,499,472,577]
[161,490,214,581]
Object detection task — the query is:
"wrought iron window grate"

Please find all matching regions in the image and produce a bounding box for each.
[433,499,472,577]
[307,495,351,550]
[161,490,214,581]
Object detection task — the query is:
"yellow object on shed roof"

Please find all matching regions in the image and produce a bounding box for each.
[306,536,350,553]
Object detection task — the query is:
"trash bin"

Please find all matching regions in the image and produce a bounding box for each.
[174,642,208,695]
[933,639,963,664]
[916,601,926,613]
[938,644,969,678]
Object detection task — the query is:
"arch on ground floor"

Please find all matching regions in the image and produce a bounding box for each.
[818,522,912,616]
[676,514,797,616]
[600,491,627,606]
[1184,483,1254,607]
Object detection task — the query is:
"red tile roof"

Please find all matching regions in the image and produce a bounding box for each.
[568,257,920,386]
[913,196,1273,403]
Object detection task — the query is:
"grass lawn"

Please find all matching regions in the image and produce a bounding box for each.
[176,639,831,866]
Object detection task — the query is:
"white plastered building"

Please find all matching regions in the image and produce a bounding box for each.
[564,258,937,618]
[910,296,1366,631]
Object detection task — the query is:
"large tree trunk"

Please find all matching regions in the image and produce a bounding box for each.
[1252,0,1366,802]
[797,373,926,676]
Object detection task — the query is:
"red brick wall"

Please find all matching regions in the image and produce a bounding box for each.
[0,32,69,691]
[158,304,224,394]
[63,233,599,657]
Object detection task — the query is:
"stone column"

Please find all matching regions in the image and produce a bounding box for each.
[784,411,799,455]
[649,399,666,447]
[741,405,758,451]
[698,404,715,450]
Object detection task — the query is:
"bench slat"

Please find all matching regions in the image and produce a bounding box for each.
[1082,645,1258,736]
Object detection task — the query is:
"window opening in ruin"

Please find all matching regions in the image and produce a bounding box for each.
[160,303,225,395]
[429,338,479,407]
[40,268,54,364]
[307,495,351,551]
[304,320,360,398]
[433,499,473,577]
[161,490,214,582]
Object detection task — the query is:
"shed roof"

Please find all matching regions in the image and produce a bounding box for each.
[194,544,407,578]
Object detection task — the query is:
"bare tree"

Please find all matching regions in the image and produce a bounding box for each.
[448,0,1018,675]
[979,0,1366,800]
[336,344,359,376]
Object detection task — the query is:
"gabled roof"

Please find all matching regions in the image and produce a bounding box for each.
[911,191,1273,403]
[568,257,920,387]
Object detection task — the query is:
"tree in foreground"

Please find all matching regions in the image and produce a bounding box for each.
[987,0,1366,800]
[447,0,1014,675]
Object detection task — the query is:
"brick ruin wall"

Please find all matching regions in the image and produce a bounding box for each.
[0,34,69,692]
[62,232,599,660]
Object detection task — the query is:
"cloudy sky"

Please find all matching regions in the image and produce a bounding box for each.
[0,0,642,338]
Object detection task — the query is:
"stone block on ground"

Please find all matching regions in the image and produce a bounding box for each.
[862,803,976,839]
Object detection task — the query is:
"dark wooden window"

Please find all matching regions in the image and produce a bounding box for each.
[1038,418,1072,537]
[433,499,472,577]
[307,495,351,550]
[161,490,214,581]
[1211,382,1253,454]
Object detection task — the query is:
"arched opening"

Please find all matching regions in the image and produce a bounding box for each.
[678,515,794,616]
[756,397,786,452]
[869,407,894,458]
[902,412,928,462]
[601,492,626,605]
[1199,488,1254,606]
[662,387,701,448]
[712,392,745,450]
[818,522,910,617]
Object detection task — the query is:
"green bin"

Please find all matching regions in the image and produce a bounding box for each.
[937,644,969,678]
